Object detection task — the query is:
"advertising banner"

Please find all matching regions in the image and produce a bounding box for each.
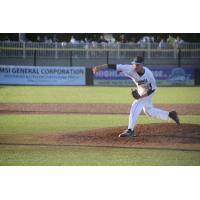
[94,67,195,86]
[0,65,86,85]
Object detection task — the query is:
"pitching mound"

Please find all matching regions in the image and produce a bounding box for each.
[39,123,200,148]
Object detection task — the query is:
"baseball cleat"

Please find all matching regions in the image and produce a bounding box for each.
[118,129,136,138]
[169,110,180,125]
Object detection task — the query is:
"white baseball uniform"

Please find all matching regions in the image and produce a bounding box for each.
[116,64,169,131]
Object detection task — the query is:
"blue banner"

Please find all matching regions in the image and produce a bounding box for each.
[0,65,86,85]
[94,67,195,86]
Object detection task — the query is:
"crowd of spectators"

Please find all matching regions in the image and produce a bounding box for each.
[0,33,188,49]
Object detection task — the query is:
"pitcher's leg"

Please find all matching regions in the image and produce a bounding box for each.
[143,96,169,121]
[144,106,169,120]
[144,106,180,124]
[128,100,144,130]
[119,100,144,138]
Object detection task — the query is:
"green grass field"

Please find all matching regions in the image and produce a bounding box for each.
[1,145,200,166]
[0,86,200,104]
[0,86,200,165]
[0,114,200,135]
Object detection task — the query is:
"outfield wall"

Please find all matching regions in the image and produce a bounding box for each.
[0,65,199,86]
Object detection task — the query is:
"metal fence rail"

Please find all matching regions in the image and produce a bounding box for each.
[0,41,200,59]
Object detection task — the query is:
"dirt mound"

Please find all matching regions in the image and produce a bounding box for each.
[39,124,200,148]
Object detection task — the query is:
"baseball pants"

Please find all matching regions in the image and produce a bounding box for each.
[128,94,169,131]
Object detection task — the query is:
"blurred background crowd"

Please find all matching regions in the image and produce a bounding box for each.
[0,33,200,49]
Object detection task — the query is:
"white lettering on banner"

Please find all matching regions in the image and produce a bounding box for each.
[97,70,123,78]
[152,70,168,78]
[0,65,86,86]
[41,68,84,75]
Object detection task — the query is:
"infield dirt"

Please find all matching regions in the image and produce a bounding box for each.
[0,103,200,115]
[0,103,200,150]
[33,124,200,150]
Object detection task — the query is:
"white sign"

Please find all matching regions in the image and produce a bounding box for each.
[0,65,86,85]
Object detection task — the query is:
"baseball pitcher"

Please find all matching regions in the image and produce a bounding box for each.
[92,56,180,138]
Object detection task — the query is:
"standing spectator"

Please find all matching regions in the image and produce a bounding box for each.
[70,35,79,58]
[44,35,48,43]
[155,36,161,43]
[53,34,58,42]
[110,35,116,43]
[98,35,108,43]
[167,34,175,48]
[118,34,128,57]
[137,37,147,48]
[84,37,89,43]
[150,36,155,43]
[172,36,184,59]
[119,34,127,43]
[70,35,78,45]
[47,37,53,43]
[98,35,108,48]
[36,35,41,42]
[19,33,26,42]
[158,39,167,49]
[173,36,184,49]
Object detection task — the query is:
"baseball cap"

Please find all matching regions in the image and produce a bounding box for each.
[131,56,144,65]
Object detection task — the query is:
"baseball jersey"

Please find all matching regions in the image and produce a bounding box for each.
[116,64,157,96]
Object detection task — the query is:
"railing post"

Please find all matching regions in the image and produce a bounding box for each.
[34,50,37,66]
[23,42,26,59]
[117,42,120,58]
[178,48,181,67]
[147,42,151,59]
[70,51,73,66]
[106,50,109,64]
[174,48,177,59]
[142,51,145,62]
[86,45,89,59]
[55,42,58,59]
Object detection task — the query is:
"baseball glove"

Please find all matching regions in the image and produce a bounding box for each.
[131,89,141,99]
